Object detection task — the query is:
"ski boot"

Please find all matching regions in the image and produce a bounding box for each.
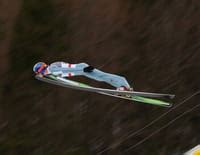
[116,86,133,98]
[116,86,133,91]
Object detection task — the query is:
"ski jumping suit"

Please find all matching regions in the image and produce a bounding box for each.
[47,62,130,88]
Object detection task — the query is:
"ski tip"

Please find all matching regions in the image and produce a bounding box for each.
[35,75,40,80]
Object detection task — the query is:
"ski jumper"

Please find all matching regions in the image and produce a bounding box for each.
[47,62,130,88]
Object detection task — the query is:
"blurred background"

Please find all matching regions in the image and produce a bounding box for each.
[0,0,200,154]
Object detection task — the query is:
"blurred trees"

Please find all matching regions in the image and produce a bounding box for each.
[0,0,200,154]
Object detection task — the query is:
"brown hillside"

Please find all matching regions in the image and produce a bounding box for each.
[0,0,200,154]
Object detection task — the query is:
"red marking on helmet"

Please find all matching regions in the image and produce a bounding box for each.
[38,64,47,73]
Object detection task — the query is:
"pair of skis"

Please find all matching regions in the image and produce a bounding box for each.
[35,74,175,107]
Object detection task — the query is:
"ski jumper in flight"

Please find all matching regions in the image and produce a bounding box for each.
[33,62,132,91]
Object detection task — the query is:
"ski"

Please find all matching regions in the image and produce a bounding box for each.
[35,75,175,99]
[35,75,173,107]
[97,91,172,107]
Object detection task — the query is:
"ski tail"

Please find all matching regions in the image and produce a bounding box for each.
[98,92,172,107]
[132,95,172,107]
[132,91,175,99]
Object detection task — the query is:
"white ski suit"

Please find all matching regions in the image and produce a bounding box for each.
[47,62,130,88]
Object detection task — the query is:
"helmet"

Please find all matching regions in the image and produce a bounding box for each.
[33,62,48,74]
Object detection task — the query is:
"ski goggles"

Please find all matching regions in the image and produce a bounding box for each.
[36,64,48,74]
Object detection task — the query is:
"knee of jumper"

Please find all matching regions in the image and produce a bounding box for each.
[80,63,89,68]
